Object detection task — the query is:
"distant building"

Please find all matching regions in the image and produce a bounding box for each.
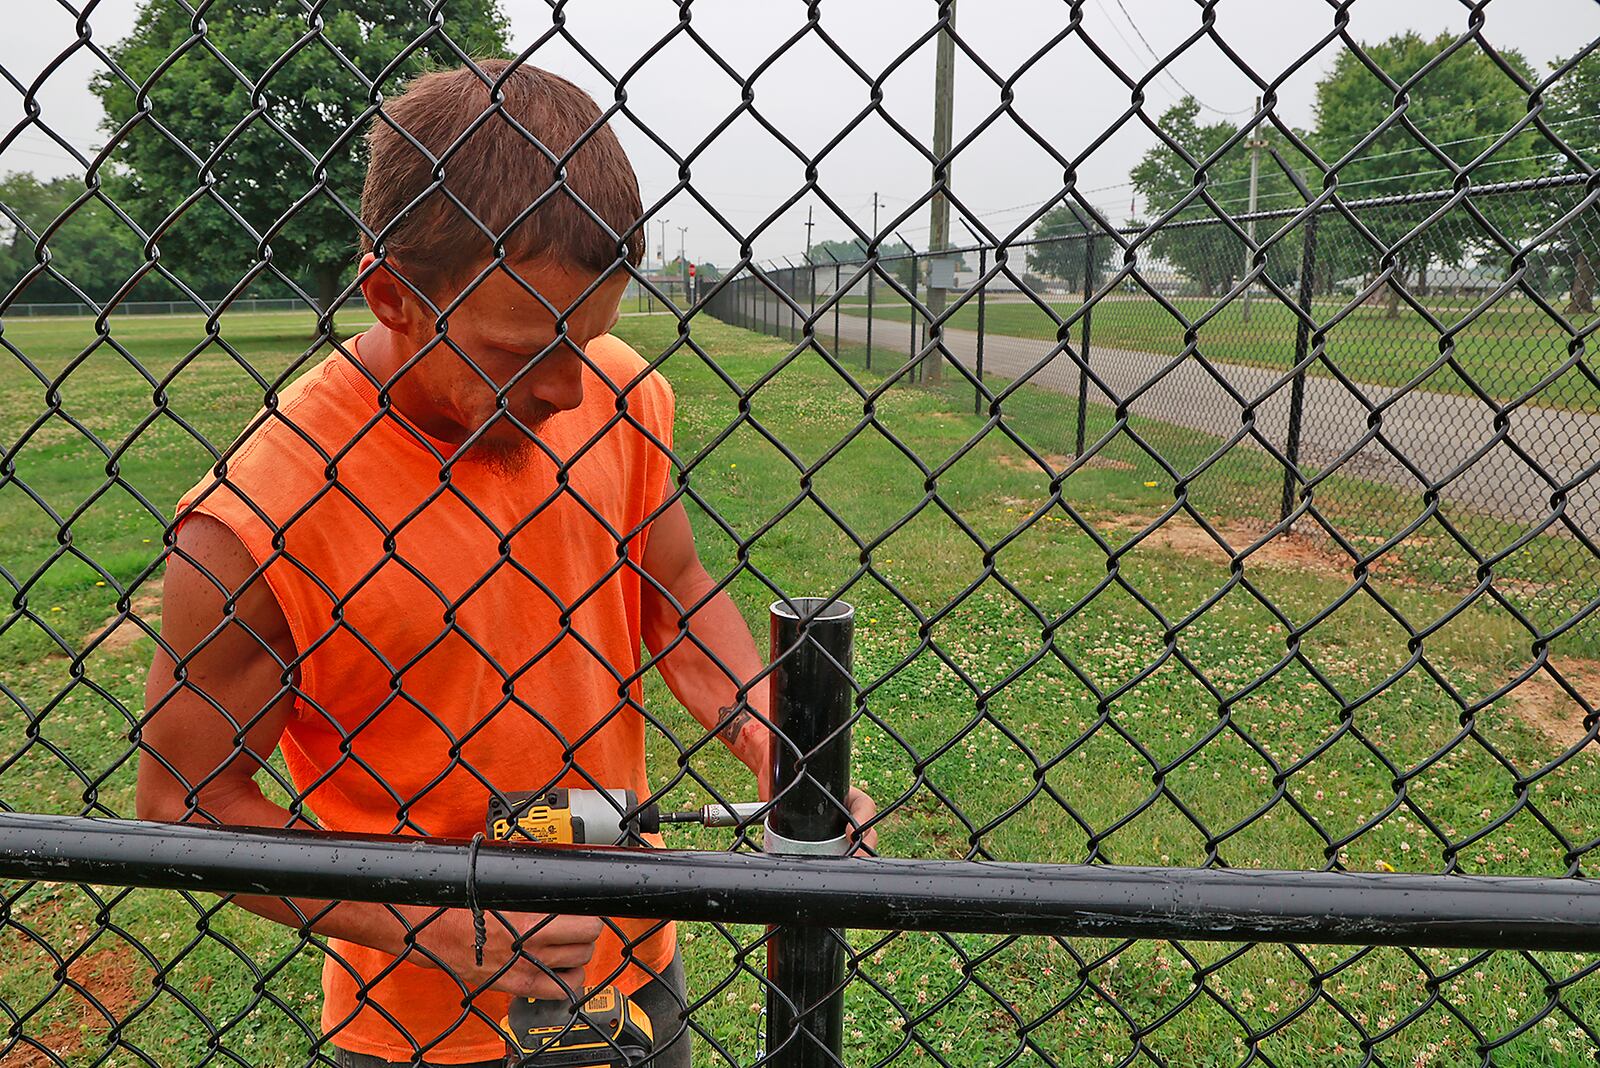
[1335,263,1504,297]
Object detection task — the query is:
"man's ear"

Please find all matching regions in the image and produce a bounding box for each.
[357,253,431,335]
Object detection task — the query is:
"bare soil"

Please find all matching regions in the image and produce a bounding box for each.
[86,592,162,656]
[7,944,144,1068]
[1101,514,1351,573]
[1507,658,1600,747]
[995,451,1135,473]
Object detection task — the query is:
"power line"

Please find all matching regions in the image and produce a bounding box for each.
[1099,0,1254,117]
[1201,148,1577,212]
[1137,112,1594,199]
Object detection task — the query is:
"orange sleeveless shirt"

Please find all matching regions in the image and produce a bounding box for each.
[177,332,677,1063]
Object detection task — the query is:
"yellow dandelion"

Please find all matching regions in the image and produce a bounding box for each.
[1143,481,1158,488]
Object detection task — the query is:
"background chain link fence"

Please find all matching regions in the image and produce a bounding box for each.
[4,2,1600,1067]
[721,177,1600,632]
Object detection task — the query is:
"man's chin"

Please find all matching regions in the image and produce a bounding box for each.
[466,436,537,478]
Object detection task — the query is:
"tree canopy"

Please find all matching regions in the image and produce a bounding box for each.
[1128,97,1307,297]
[1537,47,1600,313]
[1027,204,1119,288]
[91,0,508,319]
[806,237,917,286]
[0,171,171,306]
[1311,31,1540,304]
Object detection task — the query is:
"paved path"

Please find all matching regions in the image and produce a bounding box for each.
[768,303,1600,538]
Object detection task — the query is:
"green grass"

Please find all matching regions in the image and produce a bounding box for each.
[3,310,1599,1066]
[842,293,1600,413]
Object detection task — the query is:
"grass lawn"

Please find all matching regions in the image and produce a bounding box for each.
[3,310,1599,1066]
[841,293,1600,414]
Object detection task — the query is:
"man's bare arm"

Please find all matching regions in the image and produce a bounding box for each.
[640,498,772,788]
[140,514,599,997]
[640,496,877,846]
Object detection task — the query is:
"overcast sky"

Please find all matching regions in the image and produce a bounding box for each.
[4,0,1598,273]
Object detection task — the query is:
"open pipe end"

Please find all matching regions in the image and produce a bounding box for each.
[769,597,854,623]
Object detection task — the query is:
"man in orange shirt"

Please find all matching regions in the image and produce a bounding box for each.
[138,60,875,1067]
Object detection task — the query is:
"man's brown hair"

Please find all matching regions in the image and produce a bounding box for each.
[361,59,644,296]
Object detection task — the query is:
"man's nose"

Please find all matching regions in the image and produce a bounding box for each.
[529,349,585,412]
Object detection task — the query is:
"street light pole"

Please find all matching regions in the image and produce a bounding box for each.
[655,217,670,267]
[677,225,688,300]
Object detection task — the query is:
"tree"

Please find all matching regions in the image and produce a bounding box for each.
[91,1,508,328]
[1540,48,1600,314]
[1312,32,1540,313]
[1129,97,1307,298]
[0,171,166,306]
[1027,204,1118,289]
[806,237,917,287]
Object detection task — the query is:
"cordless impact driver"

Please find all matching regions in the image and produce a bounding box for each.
[485,788,761,1067]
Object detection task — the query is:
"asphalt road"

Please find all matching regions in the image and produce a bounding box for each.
[779,304,1599,539]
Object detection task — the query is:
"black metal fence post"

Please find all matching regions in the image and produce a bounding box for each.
[1075,233,1096,457]
[808,259,818,341]
[864,260,875,371]
[765,597,856,1068]
[1280,211,1318,523]
[974,245,986,415]
[909,253,919,384]
[833,260,842,358]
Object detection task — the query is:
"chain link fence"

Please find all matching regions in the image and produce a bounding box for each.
[4,4,1600,1068]
[720,177,1600,633]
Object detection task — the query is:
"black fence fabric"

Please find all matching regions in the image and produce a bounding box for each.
[4,3,1600,1068]
[715,179,1600,632]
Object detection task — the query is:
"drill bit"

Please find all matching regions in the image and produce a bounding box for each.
[661,802,765,827]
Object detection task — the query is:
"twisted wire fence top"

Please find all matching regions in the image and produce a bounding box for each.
[3,2,1600,1066]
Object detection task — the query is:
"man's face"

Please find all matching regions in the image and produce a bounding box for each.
[394,259,629,461]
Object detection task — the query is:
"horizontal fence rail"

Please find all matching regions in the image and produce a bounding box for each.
[6,814,1600,952]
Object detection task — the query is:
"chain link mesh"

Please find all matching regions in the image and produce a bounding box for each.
[4,3,1600,1066]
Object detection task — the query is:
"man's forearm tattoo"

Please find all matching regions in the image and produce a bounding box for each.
[717,704,753,745]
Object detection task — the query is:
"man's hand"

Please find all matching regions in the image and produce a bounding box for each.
[756,749,879,855]
[843,785,879,855]
[639,496,880,855]
[404,906,603,1000]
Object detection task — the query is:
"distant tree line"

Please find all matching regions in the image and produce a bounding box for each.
[1030,32,1598,316]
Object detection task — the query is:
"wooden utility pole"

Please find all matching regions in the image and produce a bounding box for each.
[866,192,879,367]
[922,0,957,384]
[1242,95,1264,323]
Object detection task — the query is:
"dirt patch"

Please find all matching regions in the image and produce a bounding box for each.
[86,592,162,656]
[9,944,144,1067]
[1102,515,1351,573]
[1507,659,1600,747]
[995,451,1135,473]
